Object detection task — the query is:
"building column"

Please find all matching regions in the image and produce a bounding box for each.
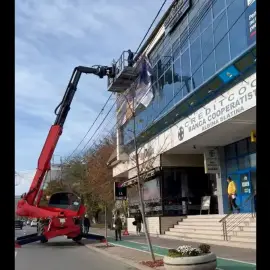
[181,172,188,215]
[216,147,228,214]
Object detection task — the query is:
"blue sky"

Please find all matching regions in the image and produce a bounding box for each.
[15,0,172,194]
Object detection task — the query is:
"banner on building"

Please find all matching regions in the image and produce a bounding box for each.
[114,182,127,200]
[117,56,153,127]
[204,148,220,174]
[245,0,256,46]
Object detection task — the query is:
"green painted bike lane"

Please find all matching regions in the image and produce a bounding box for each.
[107,237,256,270]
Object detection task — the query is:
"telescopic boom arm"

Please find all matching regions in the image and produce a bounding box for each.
[21,65,115,208]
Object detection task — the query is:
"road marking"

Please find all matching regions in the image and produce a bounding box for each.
[121,239,256,265]
[15,251,17,258]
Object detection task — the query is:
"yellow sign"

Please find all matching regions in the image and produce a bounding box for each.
[251,130,256,143]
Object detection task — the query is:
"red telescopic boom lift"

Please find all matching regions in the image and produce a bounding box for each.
[15,65,115,247]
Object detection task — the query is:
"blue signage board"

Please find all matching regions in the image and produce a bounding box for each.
[245,0,256,46]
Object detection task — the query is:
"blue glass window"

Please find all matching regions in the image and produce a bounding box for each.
[158,75,166,115]
[214,11,228,46]
[201,25,214,60]
[163,66,174,113]
[213,0,226,18]
[203,52,215,81]
[190,37,203,89]
[215,34,230,71]
[238,156,250,170]
[227,159,238,173]
[172,39,180,60]
[180,28,189,53]
[172,57,183,104]
[200,7,212,32]
[228,0,247,60]
[181,48,192,97]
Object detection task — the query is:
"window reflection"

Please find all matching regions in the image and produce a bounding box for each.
[238,156,250,170]
[172,58,183,104]
[215,35,230,70]
[214,11,228,46]
[181,48,192,96]
[203,52,215,81]
[250,153,256,168]
[229,15,247,60]
[227,159,238,173]
[213,0,226,18]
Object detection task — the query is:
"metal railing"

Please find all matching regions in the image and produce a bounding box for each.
[219,193,256,241]
[108,51,140,88]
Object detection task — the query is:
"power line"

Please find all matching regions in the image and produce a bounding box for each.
[66,93,113,159]
[135,0,168,55]
[67,0,214,157]
[66,0,170,160]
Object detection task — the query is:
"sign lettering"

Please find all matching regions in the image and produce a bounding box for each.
[181,76,256,135]
[164,0,191,34]
[246,0,256,46]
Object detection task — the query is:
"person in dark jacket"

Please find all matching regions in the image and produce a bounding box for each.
[127,49,134,67]
[83,215,90,234]
[134,210,143,236]
[114,213,122,241]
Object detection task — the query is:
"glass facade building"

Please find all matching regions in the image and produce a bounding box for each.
[122,0,256,145]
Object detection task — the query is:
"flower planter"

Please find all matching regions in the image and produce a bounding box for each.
[163,252,217,270]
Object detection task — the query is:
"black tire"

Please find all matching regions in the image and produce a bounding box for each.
[72,221,83,242]
[72,235,82,242]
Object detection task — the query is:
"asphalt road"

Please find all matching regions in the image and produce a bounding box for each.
[15,226,138,270]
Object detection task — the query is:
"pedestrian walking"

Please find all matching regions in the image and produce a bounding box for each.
[227,176,240,213]
[134,209,143,236]
[83,215,90,234]
[114,213,122,241]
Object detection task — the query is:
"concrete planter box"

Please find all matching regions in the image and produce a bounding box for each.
[163,252,217,270]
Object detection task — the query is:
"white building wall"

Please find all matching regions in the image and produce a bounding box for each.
[127,217,160,235]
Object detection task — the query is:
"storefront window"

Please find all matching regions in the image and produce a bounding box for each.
[143,178,162,216]
[225,143,236,159]
[227,159,238,173]
[250,153,256,168]
[248,138,256,153]
[238,156,250,170]
[237,139,248,156]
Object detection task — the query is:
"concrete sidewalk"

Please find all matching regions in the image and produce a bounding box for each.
[85,227,256,269]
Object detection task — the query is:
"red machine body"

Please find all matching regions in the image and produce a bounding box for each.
[15,65,115,247]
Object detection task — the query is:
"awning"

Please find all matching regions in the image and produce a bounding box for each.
[121,167,161,187]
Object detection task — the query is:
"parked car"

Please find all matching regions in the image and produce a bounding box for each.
[30,220,37,227]
[15,220,23,230]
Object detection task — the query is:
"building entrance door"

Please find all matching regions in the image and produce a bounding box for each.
[228,169,255,213]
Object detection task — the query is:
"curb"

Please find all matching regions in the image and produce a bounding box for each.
[84,243,155,270]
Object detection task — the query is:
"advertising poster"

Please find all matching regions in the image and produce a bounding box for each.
[246,0,256,46]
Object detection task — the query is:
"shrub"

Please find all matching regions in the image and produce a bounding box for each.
[198,244,211,254]
[167,244,211,258]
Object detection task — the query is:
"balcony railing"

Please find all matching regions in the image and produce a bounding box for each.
[107,50,138,93]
